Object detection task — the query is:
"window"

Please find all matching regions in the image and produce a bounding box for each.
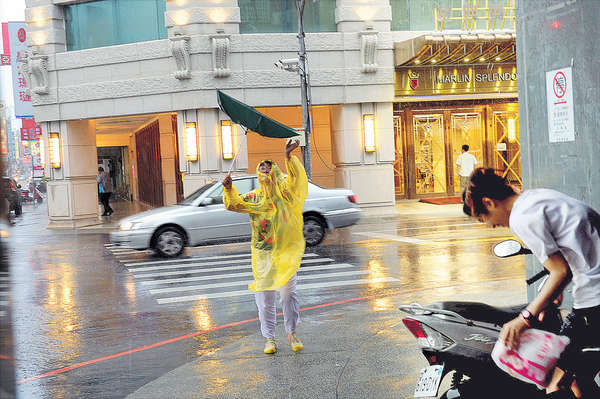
[65,0,167,51]
[208,178,254,205]
[239,0,336,34]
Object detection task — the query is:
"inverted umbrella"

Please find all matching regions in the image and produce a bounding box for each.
[217,90,299,138]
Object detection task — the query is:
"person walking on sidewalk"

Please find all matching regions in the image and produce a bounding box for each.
[97,167,114,216]
[456,144,478,194]
[463,167,600,397]
[222,140,308,355]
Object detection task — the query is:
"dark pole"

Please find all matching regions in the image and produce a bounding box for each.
[296,0,312,180]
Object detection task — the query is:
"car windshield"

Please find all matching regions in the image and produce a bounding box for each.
[177,182,215,205]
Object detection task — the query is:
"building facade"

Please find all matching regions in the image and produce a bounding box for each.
[22,0,517,227]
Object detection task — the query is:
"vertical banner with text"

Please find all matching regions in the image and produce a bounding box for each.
[8,21,34,118]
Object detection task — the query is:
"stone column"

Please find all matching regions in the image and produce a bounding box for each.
[335,0,392,32]
[24,0,67,54]
[44,119,99,228]
[330,102,396,212]
[165,0,240,36]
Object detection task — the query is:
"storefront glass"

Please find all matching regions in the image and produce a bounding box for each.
[65,0,167,51]
[393,116,405,197]
[451,113,483,194]
[413,114,446,194]
[239,0,336,33]
[493,111,522,186]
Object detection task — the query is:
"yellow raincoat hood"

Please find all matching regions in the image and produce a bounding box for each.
[223,155,308,291]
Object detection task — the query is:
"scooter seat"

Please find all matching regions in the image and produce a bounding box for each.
[428,301,523,326]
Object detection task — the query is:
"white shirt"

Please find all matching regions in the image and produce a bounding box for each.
[509,189,600,309]
[456,152,478,177]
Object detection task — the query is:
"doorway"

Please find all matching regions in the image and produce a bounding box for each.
[97,146,131,201]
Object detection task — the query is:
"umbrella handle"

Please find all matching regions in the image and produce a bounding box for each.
[226,128,247,175]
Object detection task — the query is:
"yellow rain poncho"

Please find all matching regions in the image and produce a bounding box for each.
[223,155,308,291]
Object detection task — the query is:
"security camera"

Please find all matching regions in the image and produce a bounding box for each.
[274,58,300,72]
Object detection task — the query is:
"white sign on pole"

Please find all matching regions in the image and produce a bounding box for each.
[546,67,574,143]
[7,22,34,118]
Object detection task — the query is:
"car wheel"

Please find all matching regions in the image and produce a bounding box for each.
[153,227,185,257]
[303,215,325,247]
[14,205,22,216]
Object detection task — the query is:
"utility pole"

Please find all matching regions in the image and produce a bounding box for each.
[296,0,312,180]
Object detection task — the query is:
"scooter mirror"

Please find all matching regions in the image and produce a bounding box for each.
[493,239,523,257]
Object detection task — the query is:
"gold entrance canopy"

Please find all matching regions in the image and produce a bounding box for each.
[394,33,516,67]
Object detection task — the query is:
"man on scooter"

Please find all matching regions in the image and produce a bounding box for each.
[463,167,600,398]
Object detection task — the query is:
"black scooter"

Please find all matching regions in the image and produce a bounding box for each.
[399,240,600,399]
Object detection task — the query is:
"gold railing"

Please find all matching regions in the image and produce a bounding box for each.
[435,0,516,32]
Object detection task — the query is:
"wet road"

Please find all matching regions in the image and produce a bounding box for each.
[5,202,527,398]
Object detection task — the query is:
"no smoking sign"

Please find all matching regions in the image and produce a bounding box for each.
[552,71,566,98]
[546,67,574,143]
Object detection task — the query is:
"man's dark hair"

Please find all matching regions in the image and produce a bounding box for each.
[259,160,272,168]
[98,167,104,172]
[462,144,469,152]
[463,167,516,217]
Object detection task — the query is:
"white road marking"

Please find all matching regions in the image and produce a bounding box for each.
[355,222,480,234]
[0,292,8,296]
[0,301,7,306]
[140,263,356,286]
[149,270,370,294]
[0,277,9,281]
[133,258,334,279]
[0,284,7,288]
[156,277,400,304]
[353,232,434,244]
[125,252,318,268]
[128,254,324,272]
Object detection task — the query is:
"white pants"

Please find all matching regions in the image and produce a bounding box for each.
[254,274,299,339]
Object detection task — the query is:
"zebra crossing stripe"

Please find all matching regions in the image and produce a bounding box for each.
[140,263,356,286]
[0,284,7,288]
[0,300,8,306]
[149,270,370,295]
[124,252,318,267]
[156,277,400,304]
[0,277,9,281]
[128,254,325,273]
[132,258,334,279]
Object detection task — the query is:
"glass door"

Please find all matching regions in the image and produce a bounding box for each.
[413,115,446,195]
[451,112,484,194]
[493,111,522,187]
[393,115,405,198]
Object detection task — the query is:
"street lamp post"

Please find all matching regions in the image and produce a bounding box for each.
[296,0,313,180]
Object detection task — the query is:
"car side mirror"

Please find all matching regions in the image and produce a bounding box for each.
[200,197,215,206]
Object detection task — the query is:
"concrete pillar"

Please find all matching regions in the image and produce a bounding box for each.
[24,0,67,54]
[43,119,98,227]
[335,0,392,32]
[330,102,395,211]
[179,108,248,196]
[165,0,240,36]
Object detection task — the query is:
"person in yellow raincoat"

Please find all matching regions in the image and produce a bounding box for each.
[222,140,308,354]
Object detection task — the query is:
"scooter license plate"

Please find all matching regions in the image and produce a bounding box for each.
[413,364,444,398]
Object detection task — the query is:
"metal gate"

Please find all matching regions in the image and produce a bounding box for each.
[135,121,163,207]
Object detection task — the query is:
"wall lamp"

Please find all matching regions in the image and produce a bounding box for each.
[221,120,234,160]
[184,122,198,162]
[48,132,61,168]
[363,114,376,152]
[507,118,516,142]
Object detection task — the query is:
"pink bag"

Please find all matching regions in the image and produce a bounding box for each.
[491,328,570,389]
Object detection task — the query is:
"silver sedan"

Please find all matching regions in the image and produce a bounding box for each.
[110,175,362,257]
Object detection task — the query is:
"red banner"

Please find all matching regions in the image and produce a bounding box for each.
[21,118,41,140]
[1,23,9,65]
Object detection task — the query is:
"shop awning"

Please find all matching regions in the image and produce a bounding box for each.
[394,33,516,67]
[217,90,298,139]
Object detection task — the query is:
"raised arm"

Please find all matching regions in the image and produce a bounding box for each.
[281,154,308,203]
[222,175,267,215]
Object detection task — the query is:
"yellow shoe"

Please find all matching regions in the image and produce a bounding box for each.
[288,333,304,352]
[264,339,277,354]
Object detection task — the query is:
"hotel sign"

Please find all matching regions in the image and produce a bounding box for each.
[395,64,518,97]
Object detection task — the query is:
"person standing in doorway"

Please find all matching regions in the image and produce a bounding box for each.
[456,144,479,194]
[221,140,307,355]
[97,167,113,216]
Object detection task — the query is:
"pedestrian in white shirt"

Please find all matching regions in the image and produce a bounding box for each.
[463,167,600,398]
[456,144,478,194]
